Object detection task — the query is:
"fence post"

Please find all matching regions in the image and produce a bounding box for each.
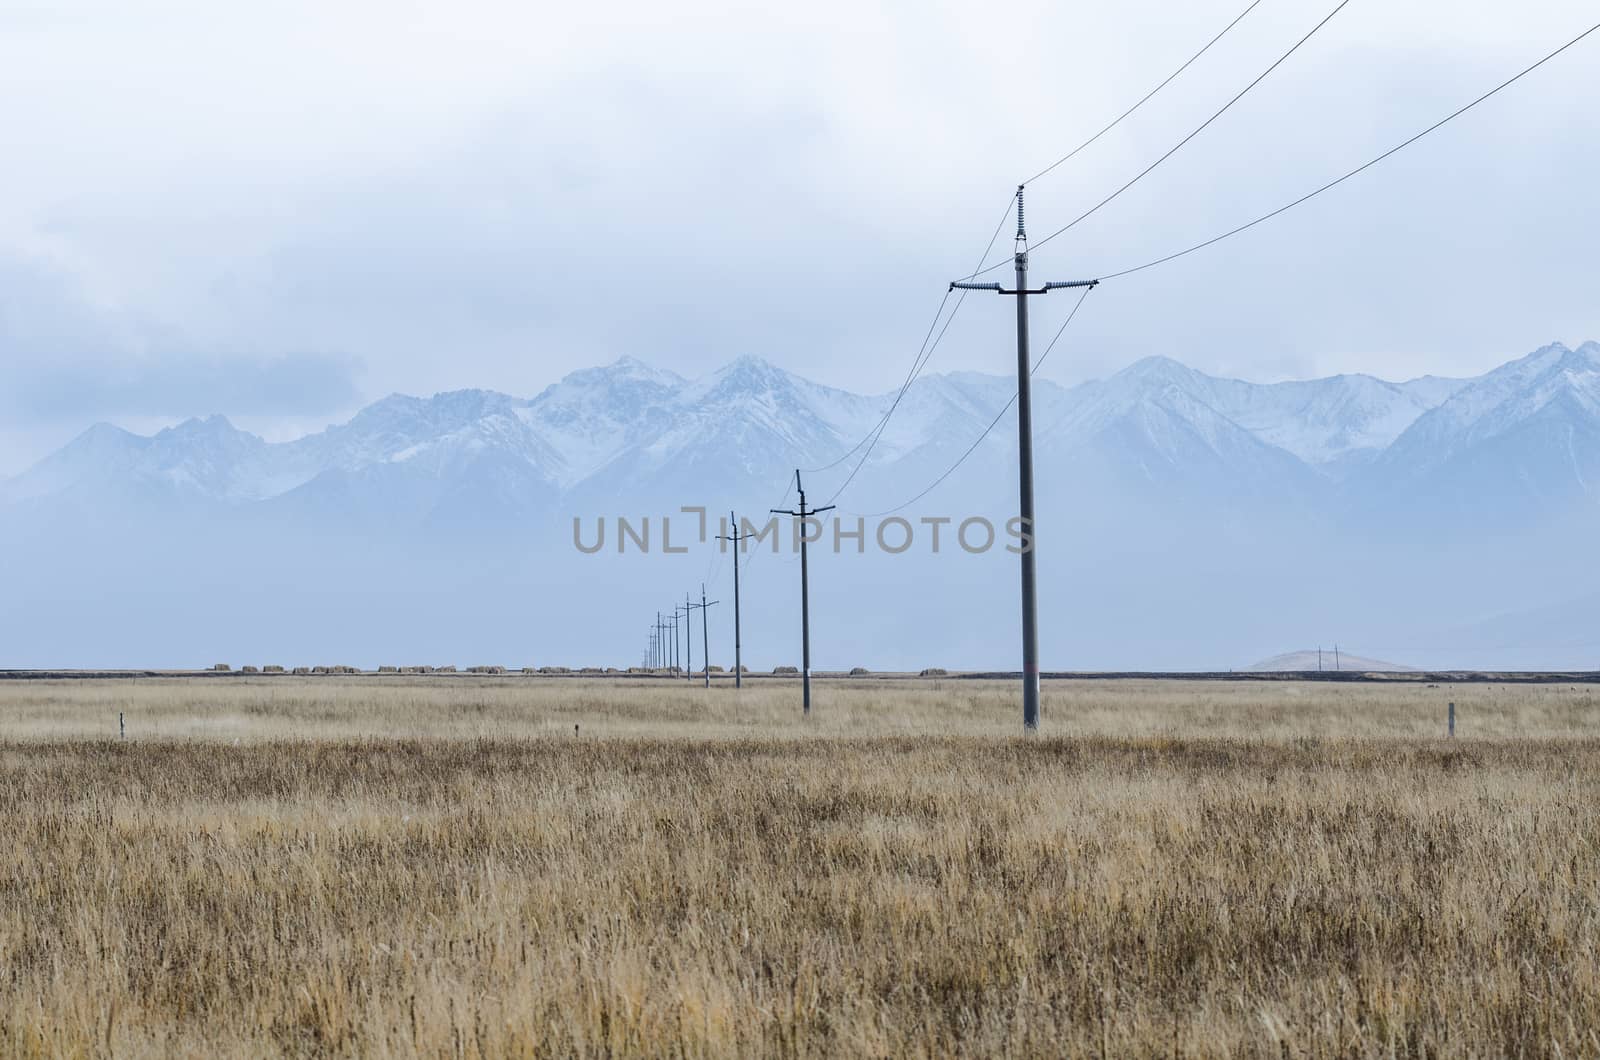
[1448,702,1455,738]
[119,712,125,740]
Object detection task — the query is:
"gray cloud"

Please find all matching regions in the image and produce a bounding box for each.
[2,350,363,423]
[0,254,362,440]
[0,0,1596,462]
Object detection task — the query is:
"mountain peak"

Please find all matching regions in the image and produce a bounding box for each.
[695,355,794,396]
[1115,355,1203,384]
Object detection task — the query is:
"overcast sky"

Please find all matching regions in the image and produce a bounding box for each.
[2,0,1597,473]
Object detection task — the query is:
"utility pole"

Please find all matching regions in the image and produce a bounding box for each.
[1334,644,1341,671]
[682,594,694,684]
[667,609,679,673]
[716,511,748,688]
[688,583,720,688]
[952,185,1096,731]
[772,470,835,715]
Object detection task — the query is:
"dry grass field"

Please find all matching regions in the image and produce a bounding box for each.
[2,676,1598,1057]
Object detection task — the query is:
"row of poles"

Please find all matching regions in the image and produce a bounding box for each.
[636,189,1088,727]
[645,586,719,688]
[639,477,831,716]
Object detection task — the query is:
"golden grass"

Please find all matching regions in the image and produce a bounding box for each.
[2,678,1598,1056]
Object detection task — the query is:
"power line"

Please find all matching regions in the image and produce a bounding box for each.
[1023,0,1269,186]
[803,191,1015,478]
[805,3,1276,494]
[967,0,1353,280]
[851,284,1096,520]
[1096,18,1600,281]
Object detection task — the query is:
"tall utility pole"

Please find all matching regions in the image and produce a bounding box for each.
[716,511,748,688]
[952,185,1096,732]
[682,595,694,684]
[771,470,835,716]
[667,609,679,673]
[688,584,720,689]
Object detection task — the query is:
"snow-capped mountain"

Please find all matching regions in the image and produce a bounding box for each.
[1365,341,1600,511]
[3,343,1588,519]
[5,342,1599,671]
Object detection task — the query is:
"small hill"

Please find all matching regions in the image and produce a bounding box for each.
[1246,650,1413,673]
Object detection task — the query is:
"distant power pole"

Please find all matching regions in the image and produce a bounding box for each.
[716,511,749,688]
[1318,647,1323,672]
[1334,644,1341,671]
[682,595,694,684]
[952,185,1096,731]
[772,470,835,715]
[688,583,720,688]
[667,609,679,673]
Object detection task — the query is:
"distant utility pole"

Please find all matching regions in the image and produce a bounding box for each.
[667,609,679,673]
[772,470,835,715]
[657,612,666,670]
[688,583,720,689]
[682,595,694,684]
[716,511,749,688]
[952,185,1096,732]
[1318,646,1324,672]
[1334,644,1341,671]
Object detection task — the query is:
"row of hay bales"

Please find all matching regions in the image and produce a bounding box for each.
[207,663,934,676]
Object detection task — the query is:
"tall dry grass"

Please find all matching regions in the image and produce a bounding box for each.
[1,678,1597,1056]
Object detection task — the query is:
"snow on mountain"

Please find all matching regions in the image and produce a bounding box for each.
[3,343,1593,520]
[520,356,686,486]
[1365,341,1600,508]
[1038,358,1320,498]
[2,421,147,503]
[1072,356,1465,472]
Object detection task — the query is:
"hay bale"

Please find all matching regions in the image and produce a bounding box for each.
[378,665,398,674]
[263,665,284,674]
[212,663,231,672]
[538,666,571,675]
[604,667,619,674]
[580,667,602,674]
[312,665,329,674]
[626,666,648,674]
[241,665,259,674]
[849,667,870,675]
[773,665,799,675]
[919,667,948,677]
[708,665,725,673]
[292,667,311,675]
[436,665,457,674]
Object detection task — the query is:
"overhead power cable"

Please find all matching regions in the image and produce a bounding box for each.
[1095,18,1600,281]
[850,285,1096,519]
[967,0,1354,280]
[1023,0,1269,186]
[804,0,1276,495]
[803,192,1015,478]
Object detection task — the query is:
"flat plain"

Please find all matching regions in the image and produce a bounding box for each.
[2,676,1598,1057]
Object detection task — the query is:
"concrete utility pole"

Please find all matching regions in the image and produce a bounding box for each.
[682,595,694,684]
[667,609,679,673]
[688,583,720,689]
[716,511,749,688]
[771,470,835,716]
[951,186,1096,731]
